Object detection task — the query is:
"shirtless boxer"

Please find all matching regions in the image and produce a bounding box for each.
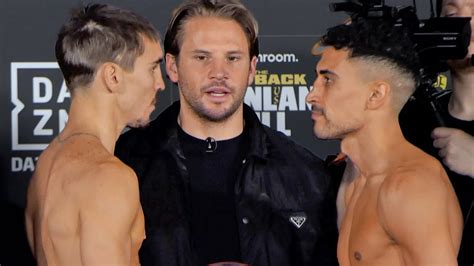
[306,18,463,265]
[25,4,164,265]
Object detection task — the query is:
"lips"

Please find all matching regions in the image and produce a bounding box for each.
[204,86,231,95]
[311,105,324,119]
[203,86,232,102]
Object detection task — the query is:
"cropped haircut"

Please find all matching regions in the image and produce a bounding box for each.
[164,0,259,59]
[55,4,160,91]
[320,18,421,111]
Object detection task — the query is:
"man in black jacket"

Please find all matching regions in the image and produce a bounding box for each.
[116,0,338,265]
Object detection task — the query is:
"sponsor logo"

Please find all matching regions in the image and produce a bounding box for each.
[11,62,70,151]
[258,53,299,63]
[245,70,312,136]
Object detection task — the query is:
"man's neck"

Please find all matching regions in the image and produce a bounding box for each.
[178,106,245,141]
[340,119,406,178]
[62,94,124,154]
[449,66,474,121]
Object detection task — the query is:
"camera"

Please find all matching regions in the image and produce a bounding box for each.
[329,0,471,79]
[329,0,472,126]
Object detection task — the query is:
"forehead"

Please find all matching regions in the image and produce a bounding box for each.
[141,36,163,56]
[317,47,351,71]
[180,16,249,50]
[443,0,474,8]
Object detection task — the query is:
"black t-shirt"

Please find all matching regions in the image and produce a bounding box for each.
[178,125,249,265]
[434,95,474,220]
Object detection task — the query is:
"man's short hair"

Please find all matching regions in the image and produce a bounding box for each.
[164,0,259,59]
[319,18,421,110]
[55,4,160,91]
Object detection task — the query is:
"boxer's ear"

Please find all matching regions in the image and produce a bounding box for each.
[101,62,123,93]
[367,81,390,110]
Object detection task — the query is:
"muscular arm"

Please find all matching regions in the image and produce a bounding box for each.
[379,165,462,266]
[79,162,142,265]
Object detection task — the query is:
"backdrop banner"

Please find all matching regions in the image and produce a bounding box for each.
[0,1,431,264]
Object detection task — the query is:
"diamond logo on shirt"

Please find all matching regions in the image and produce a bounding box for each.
[289,216,306,228]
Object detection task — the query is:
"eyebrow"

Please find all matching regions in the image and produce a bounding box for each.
[227,50,244,54]
[445,0,459,5]
[152,58,163,65]
[192,49,245,55]
[319,69,338,77]
[192,49,211,54]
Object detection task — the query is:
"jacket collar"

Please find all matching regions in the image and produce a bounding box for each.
[242,103,268,161]
[153,101,268,161]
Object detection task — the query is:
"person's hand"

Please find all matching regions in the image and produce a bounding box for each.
[432,127,474,178]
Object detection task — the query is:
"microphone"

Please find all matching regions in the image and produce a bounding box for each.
[205,137,217,153]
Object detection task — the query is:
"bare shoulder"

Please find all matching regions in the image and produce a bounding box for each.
[377,152,455,232]
[84,157,139,197]
[71,158,142,236]
[375,143,462,264]
[379,155,447,209]
[59,139,139,197]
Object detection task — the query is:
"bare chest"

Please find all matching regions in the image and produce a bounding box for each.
[338,179,401,266]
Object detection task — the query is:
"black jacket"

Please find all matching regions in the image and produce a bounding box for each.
[116,101,338,266]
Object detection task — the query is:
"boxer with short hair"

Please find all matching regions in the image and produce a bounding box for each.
[25,4,165,265]
[307,17,463,265]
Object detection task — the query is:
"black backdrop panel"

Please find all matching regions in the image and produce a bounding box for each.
[0,0,431,207]
[0,1,432,264]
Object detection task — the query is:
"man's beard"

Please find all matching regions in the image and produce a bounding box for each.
[315,122,357,140]
[181,81,244,122]
[127,118,151,129]
[314,109,361,140]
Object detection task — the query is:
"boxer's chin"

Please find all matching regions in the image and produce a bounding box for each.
[127,118,151,129]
